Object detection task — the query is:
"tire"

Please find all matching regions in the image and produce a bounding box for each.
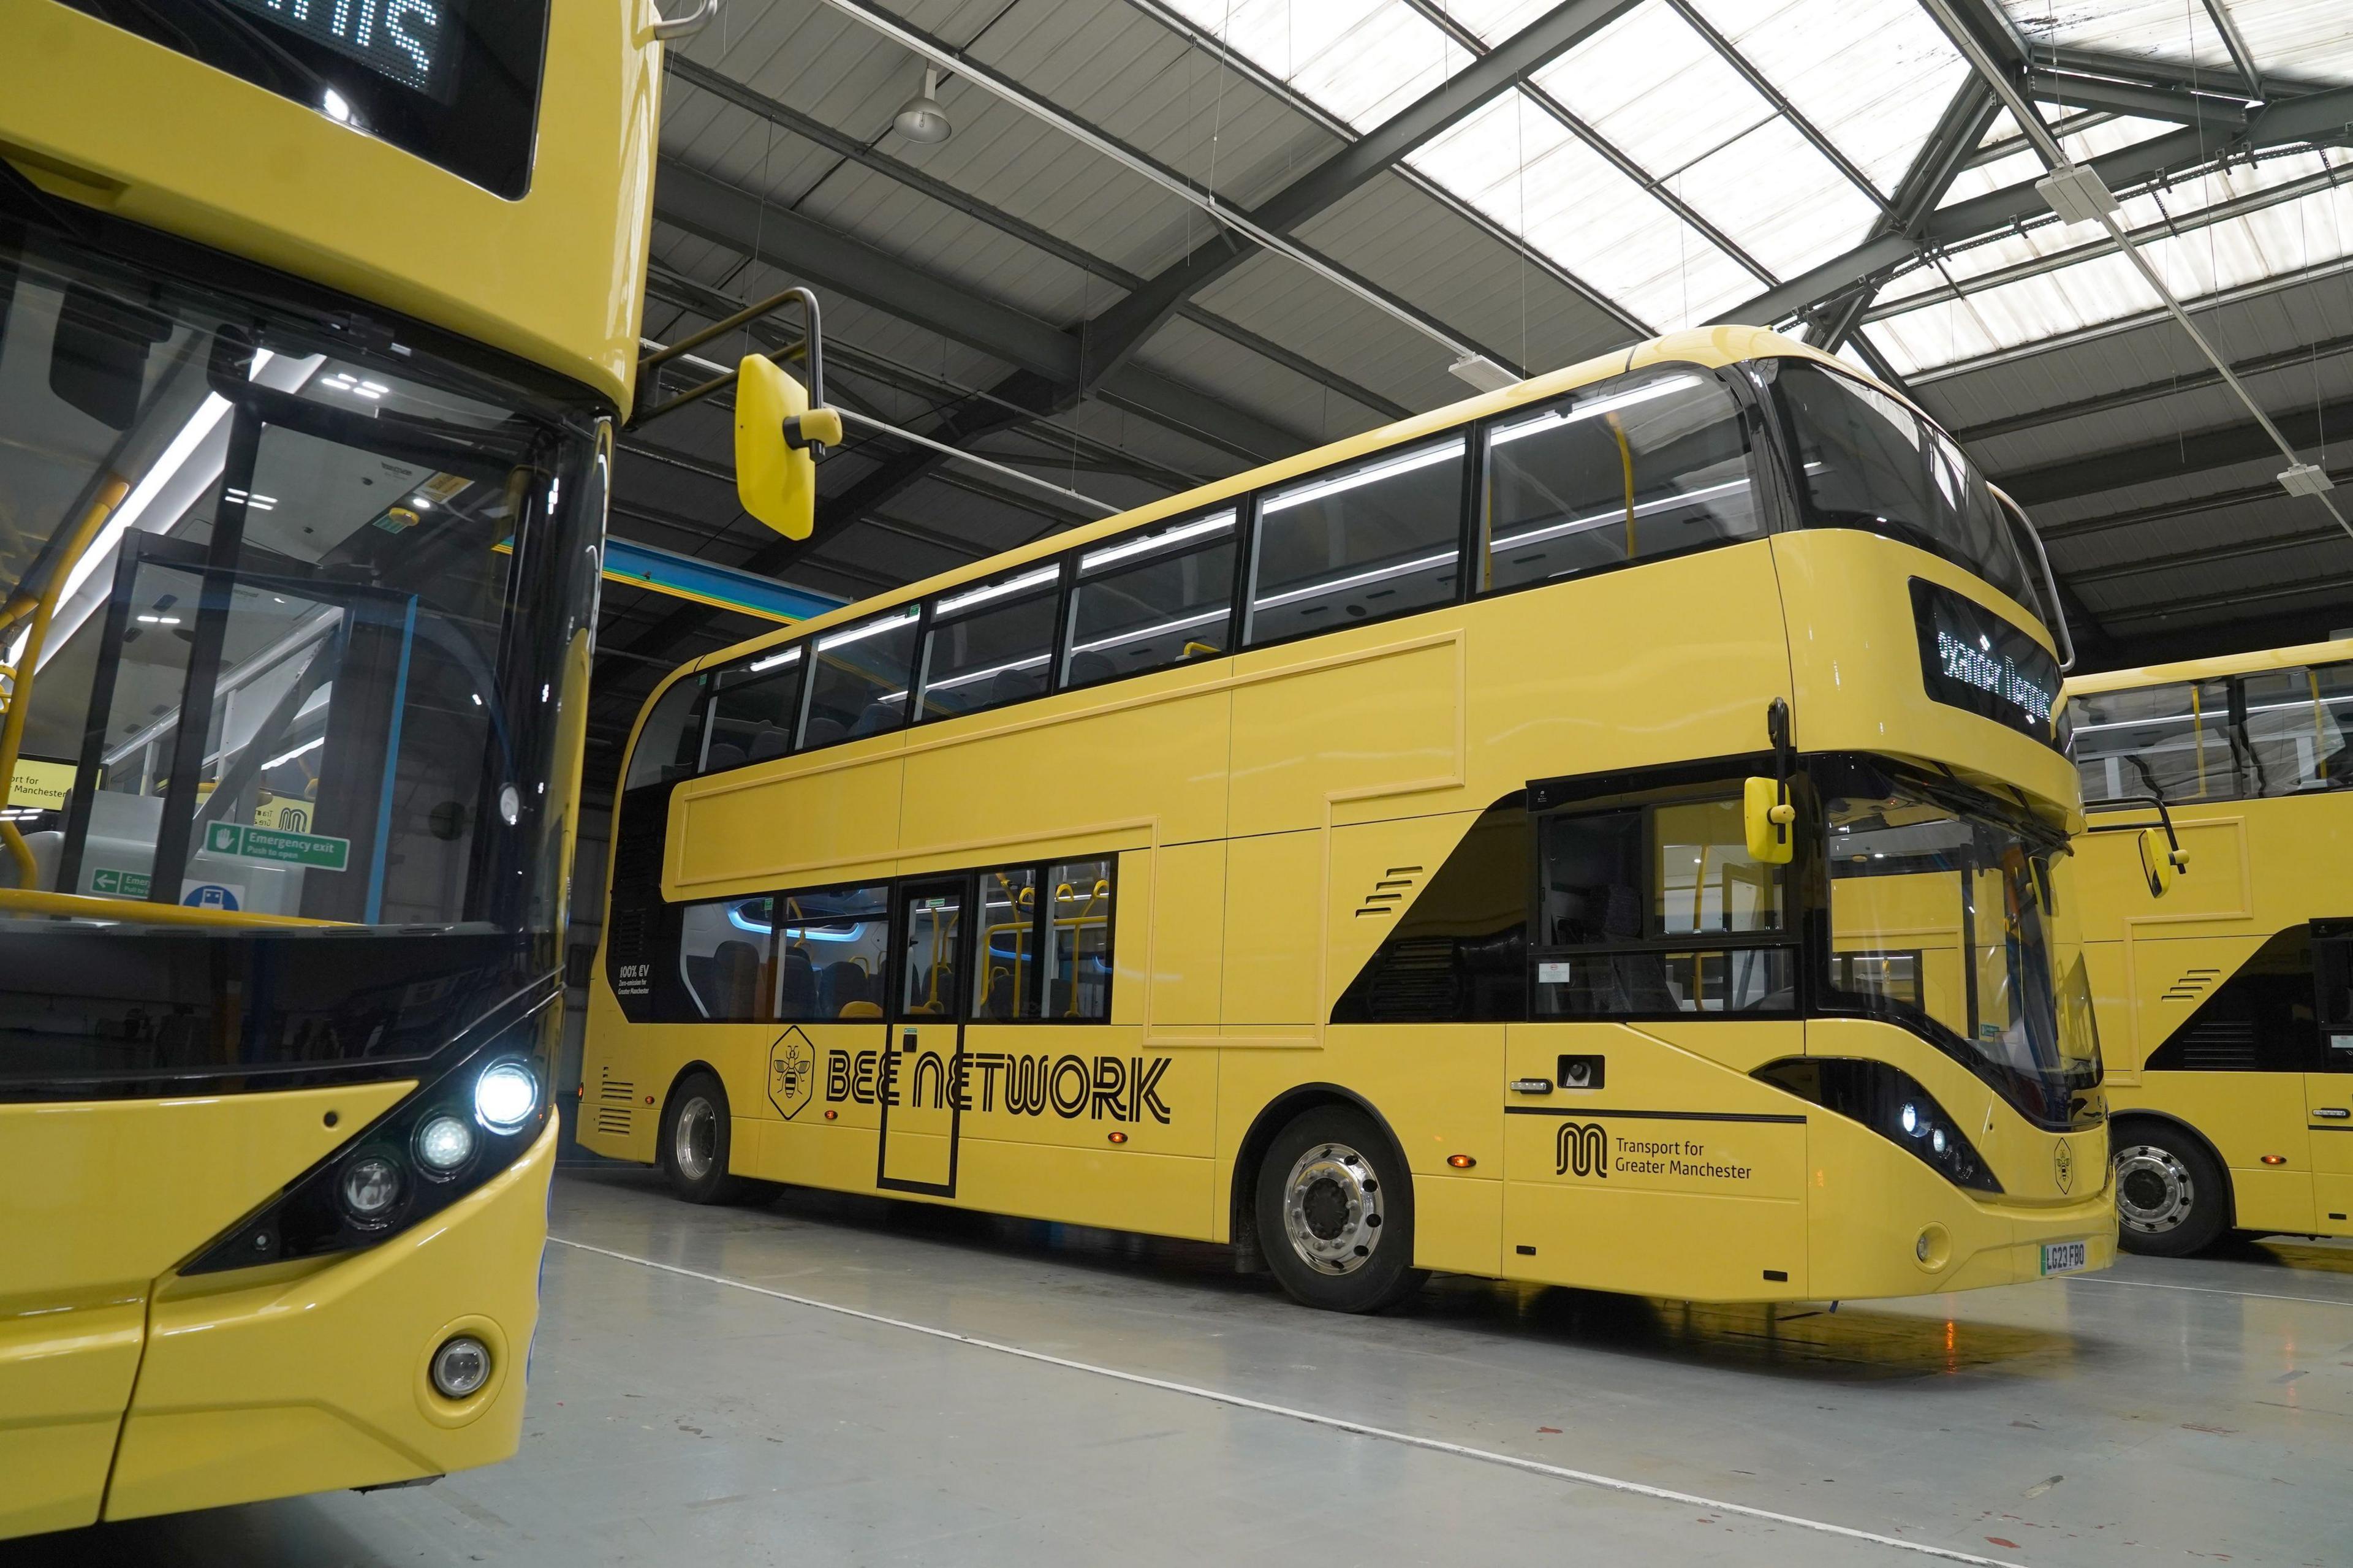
[661,1070,748,1205]
[2113,1121,2229,1257]
[1255,1106,1428,1314]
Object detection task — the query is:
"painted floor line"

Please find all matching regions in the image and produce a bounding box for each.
[548,1235,2016,1568]
[2064,1273,2353,1308]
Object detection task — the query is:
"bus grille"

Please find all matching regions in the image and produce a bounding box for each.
[2174,1017,2257,1072]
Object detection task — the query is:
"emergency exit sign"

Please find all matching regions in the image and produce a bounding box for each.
[205,821,350,872]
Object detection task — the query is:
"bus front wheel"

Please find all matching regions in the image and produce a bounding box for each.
[1256,1107,1428,1314]
[2113,1121,2227,1257]
[661,1070,770,1205]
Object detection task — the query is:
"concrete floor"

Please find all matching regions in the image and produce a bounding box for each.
[23,1170,2353,1567]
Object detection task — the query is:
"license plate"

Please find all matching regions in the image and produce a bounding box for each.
[2040,1240,2088,1276]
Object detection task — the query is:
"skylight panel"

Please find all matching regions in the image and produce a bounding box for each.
[1422,0,1563,47]
[1406,88,1577,231]
[2000,0,2234,78]
[2229,1,2353,85]
[1529,3,1774,180]
[1686,0,1973,197]
[1159,0,1468,132]
[1670,115,1885,279]
[1937,113,2179,208]
[1870,251,2161,373]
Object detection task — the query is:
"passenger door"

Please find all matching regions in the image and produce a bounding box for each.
[2306,924,2353,1235]
[879,878,968,1195]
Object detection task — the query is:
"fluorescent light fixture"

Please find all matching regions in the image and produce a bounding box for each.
[935,564,1058,618]
[1449,354,1518,393]
[1080,511,1233,572]
[748,646,802,673]
[263,736,325,770]
[817,607,919,650]
[134,613,181,625]
[1264,439,1464,516]
[1252,551,1455,612]
[1070,608,1226,657]
[1489,376,1703,449]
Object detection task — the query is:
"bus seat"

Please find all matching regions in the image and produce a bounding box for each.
[713,939,763,1019]
[838,999,882,1020]
[748,727,790,760]
[819,959,872,1017]
[704,741,746,771]
[989,668,1038,706]
[801,716,846,748]
[849,699,900,736]
[1067,650,1114,686]
[778,948,816,1015]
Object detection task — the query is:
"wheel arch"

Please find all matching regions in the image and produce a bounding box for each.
[2110,1108,2238,1228]
[1229,1083,1412,1268]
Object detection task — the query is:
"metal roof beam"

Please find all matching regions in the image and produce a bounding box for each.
[1996,392,2353,505]
[1716,80,2353,326]
[2024,67,2249,130]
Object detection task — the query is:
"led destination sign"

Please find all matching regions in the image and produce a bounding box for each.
[221,0,460,97]
[1911,578,2066,752]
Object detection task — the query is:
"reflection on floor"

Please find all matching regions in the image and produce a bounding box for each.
[23,1168,2353,1567]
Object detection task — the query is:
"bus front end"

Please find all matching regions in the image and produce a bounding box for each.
[1762,357,2113,1300]
[1,1,653,1537]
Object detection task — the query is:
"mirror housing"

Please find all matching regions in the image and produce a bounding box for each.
[1744,776,1795,865]
[2137,827,2188,896]
[735,354,833,539]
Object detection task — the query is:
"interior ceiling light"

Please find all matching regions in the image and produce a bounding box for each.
[893,67,951,144]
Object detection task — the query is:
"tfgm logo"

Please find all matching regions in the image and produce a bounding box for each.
[2053,1137,2074,1195]
[1556,1120,1608,1179]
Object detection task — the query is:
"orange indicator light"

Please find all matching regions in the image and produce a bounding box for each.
[2262,1154,2287,1165]
[1447,1154,1476,1169]
[1108,1131,1129,1144]
[824,1109,838,1120]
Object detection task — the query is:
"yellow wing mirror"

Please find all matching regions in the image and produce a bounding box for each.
[734,354,841,539]
[1744,776,1796,865]
[2137,827,2189,897]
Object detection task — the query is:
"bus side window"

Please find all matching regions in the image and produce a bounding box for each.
[703,648,805,773]
[974,867,1038,1020]
[1482,371,1759,594]
[625,677,708,789]
[775,885,892,1021]
[2238,664,2353,797]
[1247,436,1465,645]
[804,608,920,746]
[677,896,776,1023]
[1065,510,1238,687]
[1042,858,1114,1021]
[2071,679,2237,805]
[2315,928,2353,1066]
[918,566,1060,723]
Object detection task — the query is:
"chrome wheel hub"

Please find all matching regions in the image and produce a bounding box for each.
[1282,1142,1384,1274]
[2114,1143,2194,1233]
[675,1094,719,1183]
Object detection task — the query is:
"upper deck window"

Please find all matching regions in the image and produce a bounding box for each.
[1064,510,1237,687]
[1246,438,1466,645]
[804,608,919,746]
[918,565,1060,722]
[2074,663,2353,806]
[1768,361,2039,614]
[65,1,550,198]
[1482,372,1760,593]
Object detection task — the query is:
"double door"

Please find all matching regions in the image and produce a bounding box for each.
[877,878,967,1195]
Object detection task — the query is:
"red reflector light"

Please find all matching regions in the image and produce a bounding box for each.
[643,1096,654,1105]
[1447,1154,1476,1169]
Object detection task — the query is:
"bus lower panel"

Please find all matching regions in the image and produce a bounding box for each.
[101,1121,557,1522]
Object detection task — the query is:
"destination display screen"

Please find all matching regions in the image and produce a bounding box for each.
[64,1,548,197]
[1911,578,2067,752]
[218,0,463,99]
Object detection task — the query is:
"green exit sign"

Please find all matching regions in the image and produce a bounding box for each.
[204,821,350,872]
[89,867,153,898]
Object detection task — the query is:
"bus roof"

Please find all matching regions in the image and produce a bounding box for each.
[683,323,1874,684]
[2066,635,2353,697]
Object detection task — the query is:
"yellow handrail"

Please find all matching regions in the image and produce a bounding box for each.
[0,887,351,930]
[2,477,131,888]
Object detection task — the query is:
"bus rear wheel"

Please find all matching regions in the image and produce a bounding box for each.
[1256,1107,1427,1314]
[661,1070,768,1205]
[2113,1122,2227,1257]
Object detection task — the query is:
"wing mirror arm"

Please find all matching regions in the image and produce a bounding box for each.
[2083,792,2189,895]
[1745,699,1798,866]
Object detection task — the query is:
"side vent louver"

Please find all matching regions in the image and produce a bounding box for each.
[1356,865,1424,918]
[2162,968,2221,1002]
[594,1071,637,1138]
[2175,1017,2258,1072]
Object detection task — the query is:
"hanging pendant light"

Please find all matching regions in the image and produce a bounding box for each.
[893,67,952,144]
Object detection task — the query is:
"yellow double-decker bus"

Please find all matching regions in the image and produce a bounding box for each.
[0,0,690,1537]
[583,325,2115,1314]
[2070,638,2353,1255]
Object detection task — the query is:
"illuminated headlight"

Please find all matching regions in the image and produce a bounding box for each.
[1930,1126,1949,1156]
[474,1060,538,1133]
[431,1335,491,1399]
[414,1113,476,1175]
[340,1155,403,1222]
[1900,1102,1920,1135]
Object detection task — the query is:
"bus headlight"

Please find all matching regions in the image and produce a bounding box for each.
[431,1335,491,1399]
[1754,1058,2003,1194]
[474,1060,537,1132]
[340,1154,403,1222]
[415,1113,476,1175]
